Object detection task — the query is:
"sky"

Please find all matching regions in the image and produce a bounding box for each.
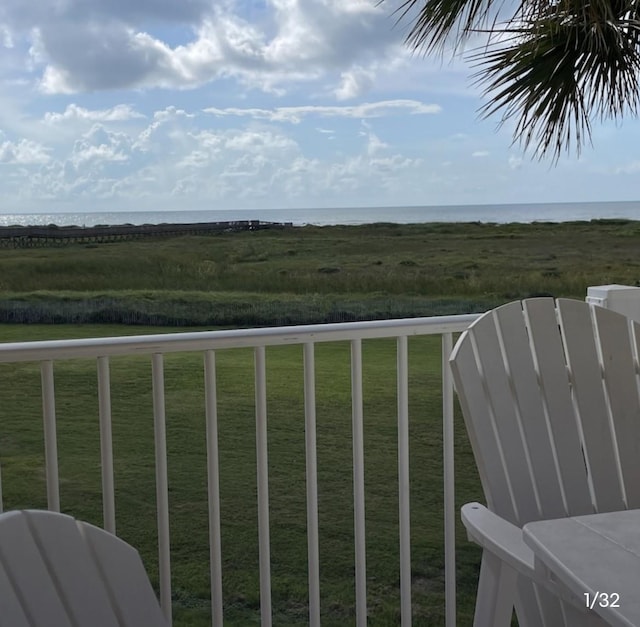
[0,0,639,215]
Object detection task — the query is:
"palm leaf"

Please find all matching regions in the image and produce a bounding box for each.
[386,0,640,157]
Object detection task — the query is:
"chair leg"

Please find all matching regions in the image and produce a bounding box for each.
[473,551,517,627]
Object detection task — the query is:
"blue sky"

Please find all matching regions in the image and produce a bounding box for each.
[0,0,639,214]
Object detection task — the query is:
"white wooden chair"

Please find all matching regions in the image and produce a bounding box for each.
[0,509,168,627]
[450,298,640,626]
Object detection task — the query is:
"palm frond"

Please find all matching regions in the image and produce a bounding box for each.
[386,0,640,157]
[472,2,640,158]
[388,0,525,54]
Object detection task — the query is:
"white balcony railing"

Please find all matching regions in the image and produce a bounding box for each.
[0,313,481,626]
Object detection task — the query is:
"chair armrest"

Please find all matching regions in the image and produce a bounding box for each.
[461,502,590,612]
[461,502,535,577]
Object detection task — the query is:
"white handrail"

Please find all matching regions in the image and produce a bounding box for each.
[0,315,478,362]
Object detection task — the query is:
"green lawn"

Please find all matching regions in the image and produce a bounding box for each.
[0,323,483,626]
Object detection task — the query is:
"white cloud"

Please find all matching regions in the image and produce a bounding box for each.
[335,66,376,100]
[204,99,441,122]
[365,131,388,156]
[0,138,51,164]
[135,106,196,151]
[614,160,640,174]
[224,129,297,153]
[44,104,145,124]
[508,155,523,170]
[472,150,490,158]
[70,143,129,167]
[8,0,405,97]
[1,25,14,48]
[0,99,441,209]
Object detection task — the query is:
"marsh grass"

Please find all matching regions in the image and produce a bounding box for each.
[1,221,639,320]
[2,220,639,326]
[0,290,496,326]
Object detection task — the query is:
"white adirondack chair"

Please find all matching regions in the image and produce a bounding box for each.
[450,298,640,627]
[0,509,168,627]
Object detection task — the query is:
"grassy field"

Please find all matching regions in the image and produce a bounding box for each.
[1,220,640,325]
[2,220,640,624]
[0,323,482,626]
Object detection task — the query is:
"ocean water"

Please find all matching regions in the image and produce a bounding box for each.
[1,201,640,227]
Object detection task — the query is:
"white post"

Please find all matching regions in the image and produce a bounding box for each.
[397,336,412,626]
[41,360,60,512]
[97,356,116,534]
[351,339,367,627]
[255,346,272,627]
[151,353,172,624]
[442,333,456,627]
[204,351,224,627]
[303,342,321,627]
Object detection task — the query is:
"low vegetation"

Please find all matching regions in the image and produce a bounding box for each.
[1,220,639,325]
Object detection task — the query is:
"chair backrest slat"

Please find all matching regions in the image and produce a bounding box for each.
[556,299,626,512]
[0,510,168,627]
[449,335,517,522]
[26,510,122,627]
[591,306,640,508]
[0,511,74,626]
[494,301,566,520]
[80,519,169,626]
[470,308,542,524]
[522,299,592,517]
[0,559,31,627]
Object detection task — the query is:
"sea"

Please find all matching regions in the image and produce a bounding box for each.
[1,201,640,227]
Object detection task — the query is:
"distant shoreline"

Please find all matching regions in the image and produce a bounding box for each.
[2,200,640,228]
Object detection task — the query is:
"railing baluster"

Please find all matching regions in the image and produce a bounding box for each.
[351,339,367,627]
[303,342,321,627]
[41,360,60,512]
[204,351,224,627]
[255,346,272,627]
[97,356,116,534]
[151,353,172,624]
[442,333,456,627]
[397,336,412,626]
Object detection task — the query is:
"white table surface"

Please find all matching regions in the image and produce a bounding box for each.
[523,509,640,627]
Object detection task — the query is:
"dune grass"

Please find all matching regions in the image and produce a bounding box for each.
[1,220,640,327]
[0,323,482,626]
[0,289,495,327]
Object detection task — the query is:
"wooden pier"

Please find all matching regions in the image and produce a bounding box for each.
[0,220,293,248]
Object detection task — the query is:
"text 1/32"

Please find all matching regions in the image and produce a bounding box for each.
[584,592,620,610]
